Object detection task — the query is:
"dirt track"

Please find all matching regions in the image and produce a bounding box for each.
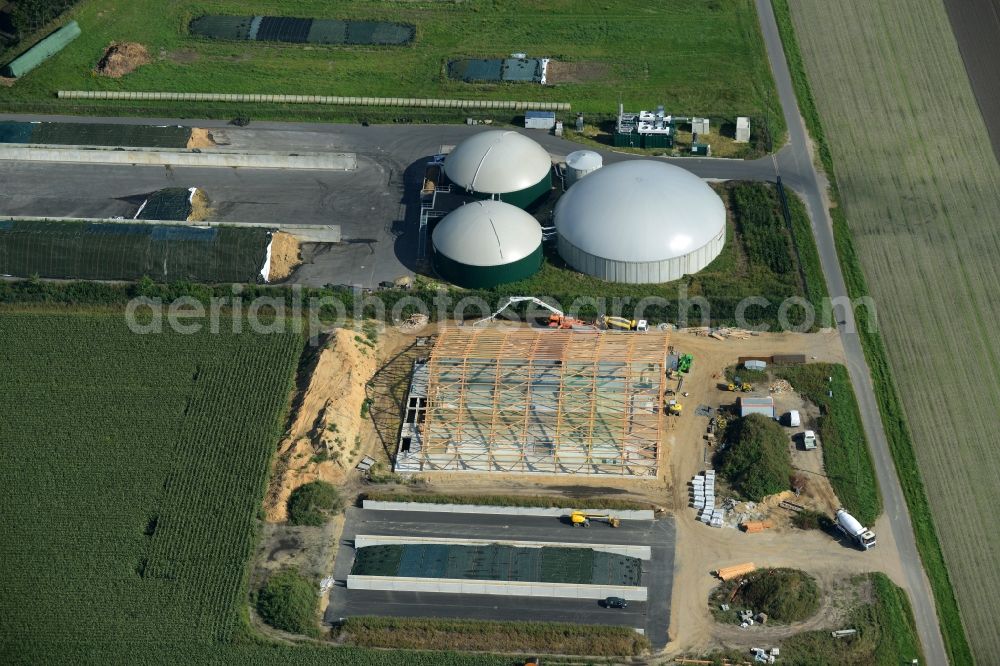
[943,0,1000,163]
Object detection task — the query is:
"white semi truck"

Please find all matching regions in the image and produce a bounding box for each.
[836,508,876,550]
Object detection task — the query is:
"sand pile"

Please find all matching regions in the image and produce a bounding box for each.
[266,232,301,282]
[95,42,151,78]
[186,128,217,149]
[265,328,378,522]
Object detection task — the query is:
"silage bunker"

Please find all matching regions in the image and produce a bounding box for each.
[189,16,414,45]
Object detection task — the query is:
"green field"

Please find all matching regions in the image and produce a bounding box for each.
[0,312,513,665]
[779,0,997,662]
[781,573,924,665]
[1,0,784,132]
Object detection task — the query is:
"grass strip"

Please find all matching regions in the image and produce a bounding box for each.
[773,364,881,525]
[769,2,972,662]
[337,616,649,656]
[362,491,647,511]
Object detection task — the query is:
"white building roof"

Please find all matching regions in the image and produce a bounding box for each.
[444,130,552,194]
[554,160,726,262]
[432,200,542,266]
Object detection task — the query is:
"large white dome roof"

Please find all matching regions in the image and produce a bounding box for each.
[432,200,542,266]
[444,130,552,193]
[554,160,725,263]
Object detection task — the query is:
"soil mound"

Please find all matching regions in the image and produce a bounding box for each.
[95,42,150,78]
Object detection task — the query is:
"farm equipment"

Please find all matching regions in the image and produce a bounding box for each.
[569,511,621,528]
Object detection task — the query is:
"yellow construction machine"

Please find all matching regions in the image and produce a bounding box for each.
[667,399,683,415]
[728,382,753,392]
[569,511,621,528]
[601,316,649,332]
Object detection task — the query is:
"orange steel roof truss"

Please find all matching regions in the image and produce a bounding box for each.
[420,327,669,475]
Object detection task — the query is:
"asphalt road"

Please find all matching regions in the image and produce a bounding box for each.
[754,1,949,663]
[326,508,675,649]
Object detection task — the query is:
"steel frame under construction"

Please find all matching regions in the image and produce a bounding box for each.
[394,327,669,475]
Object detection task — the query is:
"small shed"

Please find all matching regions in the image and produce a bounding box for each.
[744,359,767,371]
[739,396,775,418]
[692,117,710,135]
[524,110,556,130]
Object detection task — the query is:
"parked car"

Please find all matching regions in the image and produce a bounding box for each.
[803,430,817,450]
[603,596,628,609]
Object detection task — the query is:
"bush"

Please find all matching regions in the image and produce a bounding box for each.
[739,569,820,623]
[338,616,649,656]
[256,568,318,636]
[792,509,833,531]
[287,480,343,526]
[719,414,792,501]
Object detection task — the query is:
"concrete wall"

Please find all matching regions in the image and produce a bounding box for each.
[58,90,571,111]
[347,575,648,601]
[353,534,651,560]
[362,500,655,521]
[0,144,357,171]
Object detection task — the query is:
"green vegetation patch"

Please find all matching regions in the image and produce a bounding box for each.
[2,0,784,130]
[774,363,881,525]
[781,573,924,665]
[719,413,792,501]
[0,220,270,282]
[338,616,649,656]
[287,480,344,526]
[256,568,319,636]
[362,490,647,511]
[711,568,820,624]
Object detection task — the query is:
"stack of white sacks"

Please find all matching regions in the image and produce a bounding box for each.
[690,470,724,527]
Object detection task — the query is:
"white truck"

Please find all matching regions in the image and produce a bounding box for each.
[802,430,817,450]
[836,508,876,550]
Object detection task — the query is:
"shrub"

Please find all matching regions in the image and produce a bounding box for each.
[287,480,343,526]
[719,414,792,501]
[792,509,834,531]
[256,568,318,635]
[739,568,819,623]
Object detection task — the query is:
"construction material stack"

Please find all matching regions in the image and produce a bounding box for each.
[691,470,723,527]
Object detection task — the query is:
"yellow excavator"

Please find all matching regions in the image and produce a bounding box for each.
[569,511,621,528]
[728,382,753,392]
[601,316,649,332]
[667,399,683,415]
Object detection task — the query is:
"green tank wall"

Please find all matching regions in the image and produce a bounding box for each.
[451,171,552,210]
[2,21,81,78]
[432,244,543,288]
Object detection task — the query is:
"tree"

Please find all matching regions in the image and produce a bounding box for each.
[256,568,318,635]
[719,413,792,501]
[286,480,343,526]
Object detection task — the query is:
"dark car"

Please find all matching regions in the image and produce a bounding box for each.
[603,596,628,609]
